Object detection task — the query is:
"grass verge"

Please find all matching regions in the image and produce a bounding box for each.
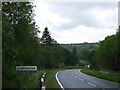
[81,69,120,84]
[45,69,65,89]
[22,70,44,88]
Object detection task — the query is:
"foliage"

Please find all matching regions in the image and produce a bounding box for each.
[2,2,38,88]
[71,47,78,66]
[95,34,119,71]
[45,69,61,88]
[20,71,44,88]
[61,43,98,66]
[41,27,57,45]
[61,43,98,52]
[63,66,83,69]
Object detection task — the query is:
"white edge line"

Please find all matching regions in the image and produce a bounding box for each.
[55,71,64,90]
[87,82,96,87]
[79,69,120,85]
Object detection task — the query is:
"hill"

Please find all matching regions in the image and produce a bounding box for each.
[60,42,99,52]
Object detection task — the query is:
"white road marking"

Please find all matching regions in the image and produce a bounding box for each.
[87,82,96,87]
[56,72,64,90]
[79,78,84,81]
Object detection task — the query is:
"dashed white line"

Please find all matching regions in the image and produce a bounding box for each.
[78,78,84,81]
[87,82,96,87]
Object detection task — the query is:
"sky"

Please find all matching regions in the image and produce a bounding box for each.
[33,0,118,44]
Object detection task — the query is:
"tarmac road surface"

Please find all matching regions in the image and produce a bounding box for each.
[56,69,120,90]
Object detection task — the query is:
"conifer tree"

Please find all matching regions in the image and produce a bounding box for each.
[41,27,52,45]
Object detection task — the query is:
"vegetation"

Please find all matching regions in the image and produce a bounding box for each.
[95,35,119,71]
[61,43,98,52]
[61,43,98,67]
[62,26,120,72]
[45,69,61,89]
[22,71,44,88]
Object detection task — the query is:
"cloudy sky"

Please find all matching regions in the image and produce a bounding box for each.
[33,0,118,44]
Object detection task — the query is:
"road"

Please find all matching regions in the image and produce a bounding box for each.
[56,69,120,90]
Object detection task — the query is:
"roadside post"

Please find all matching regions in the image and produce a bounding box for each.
[41,73,47,90]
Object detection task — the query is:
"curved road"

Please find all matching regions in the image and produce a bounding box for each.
[56,69,120,90]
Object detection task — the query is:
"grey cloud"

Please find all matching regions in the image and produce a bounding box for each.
[118,1,120,26]
[48,2,117,30]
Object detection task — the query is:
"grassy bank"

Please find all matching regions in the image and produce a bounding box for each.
[45,69,61,89]
[22,70,44,88]
[81,69,120,84]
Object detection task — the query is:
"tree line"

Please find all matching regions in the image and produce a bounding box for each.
[94,27,120,72]
[61,27,120,72]
[80,27,120,72]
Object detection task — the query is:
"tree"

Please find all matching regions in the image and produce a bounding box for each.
[64,48,72,66]
[2,2,39,88]
[88,49,97,69]
[80,49,90,61]
[41,27,52,45]
[71,47,78,66]
[95,35,118,71]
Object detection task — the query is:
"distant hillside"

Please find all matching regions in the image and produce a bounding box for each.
[60,42,99,52]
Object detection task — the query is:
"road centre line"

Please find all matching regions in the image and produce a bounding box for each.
[78,78,84,81]
[87,82,96,87]
[74,75,84,81]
